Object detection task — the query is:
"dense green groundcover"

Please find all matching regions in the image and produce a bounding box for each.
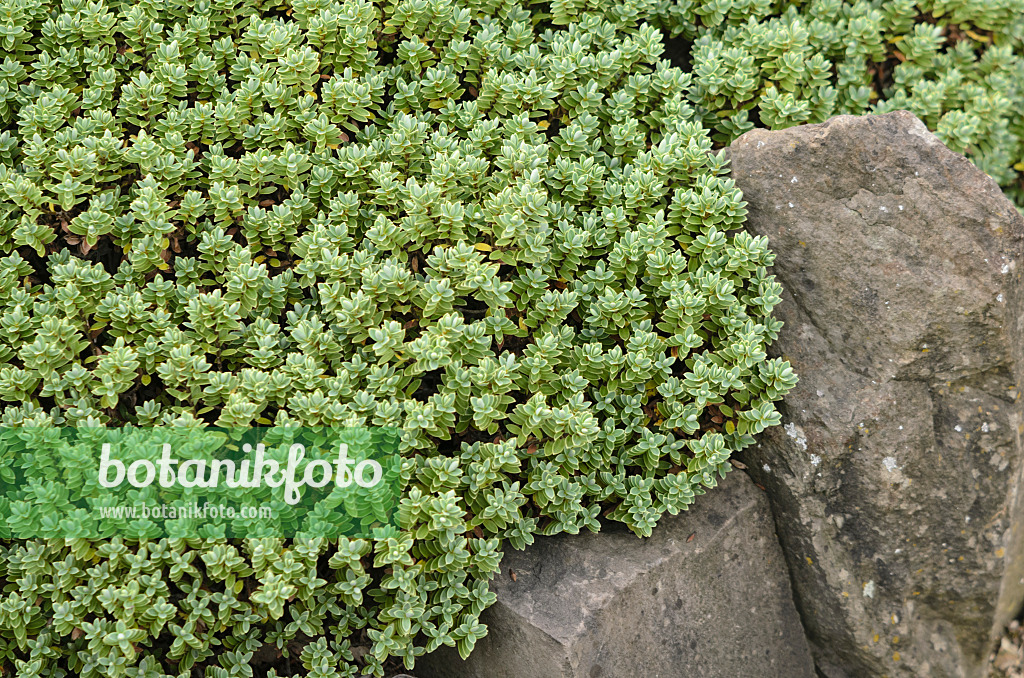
[647,0,1024,206]
[0,0,1018,674]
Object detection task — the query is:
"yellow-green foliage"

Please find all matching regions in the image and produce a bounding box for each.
[0,0,799,675]
[648,0,1024,205]
[7,0,1022,672]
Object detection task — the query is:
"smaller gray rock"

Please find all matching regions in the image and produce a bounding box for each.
[417,471,814,678]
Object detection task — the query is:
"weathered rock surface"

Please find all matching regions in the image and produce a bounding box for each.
[416,471,815,678]
[728,110,1024,678]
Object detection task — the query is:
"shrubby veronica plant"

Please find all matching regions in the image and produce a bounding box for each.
[29,0,1022,673]
[4,0,1024,668]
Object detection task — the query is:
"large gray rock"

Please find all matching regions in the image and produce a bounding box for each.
[728,110,1024,678]
[417,471,815,678]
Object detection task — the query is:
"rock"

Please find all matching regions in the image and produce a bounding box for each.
[416,471,815,678]
[727,110,1024,678]
[990,619,1023,677]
